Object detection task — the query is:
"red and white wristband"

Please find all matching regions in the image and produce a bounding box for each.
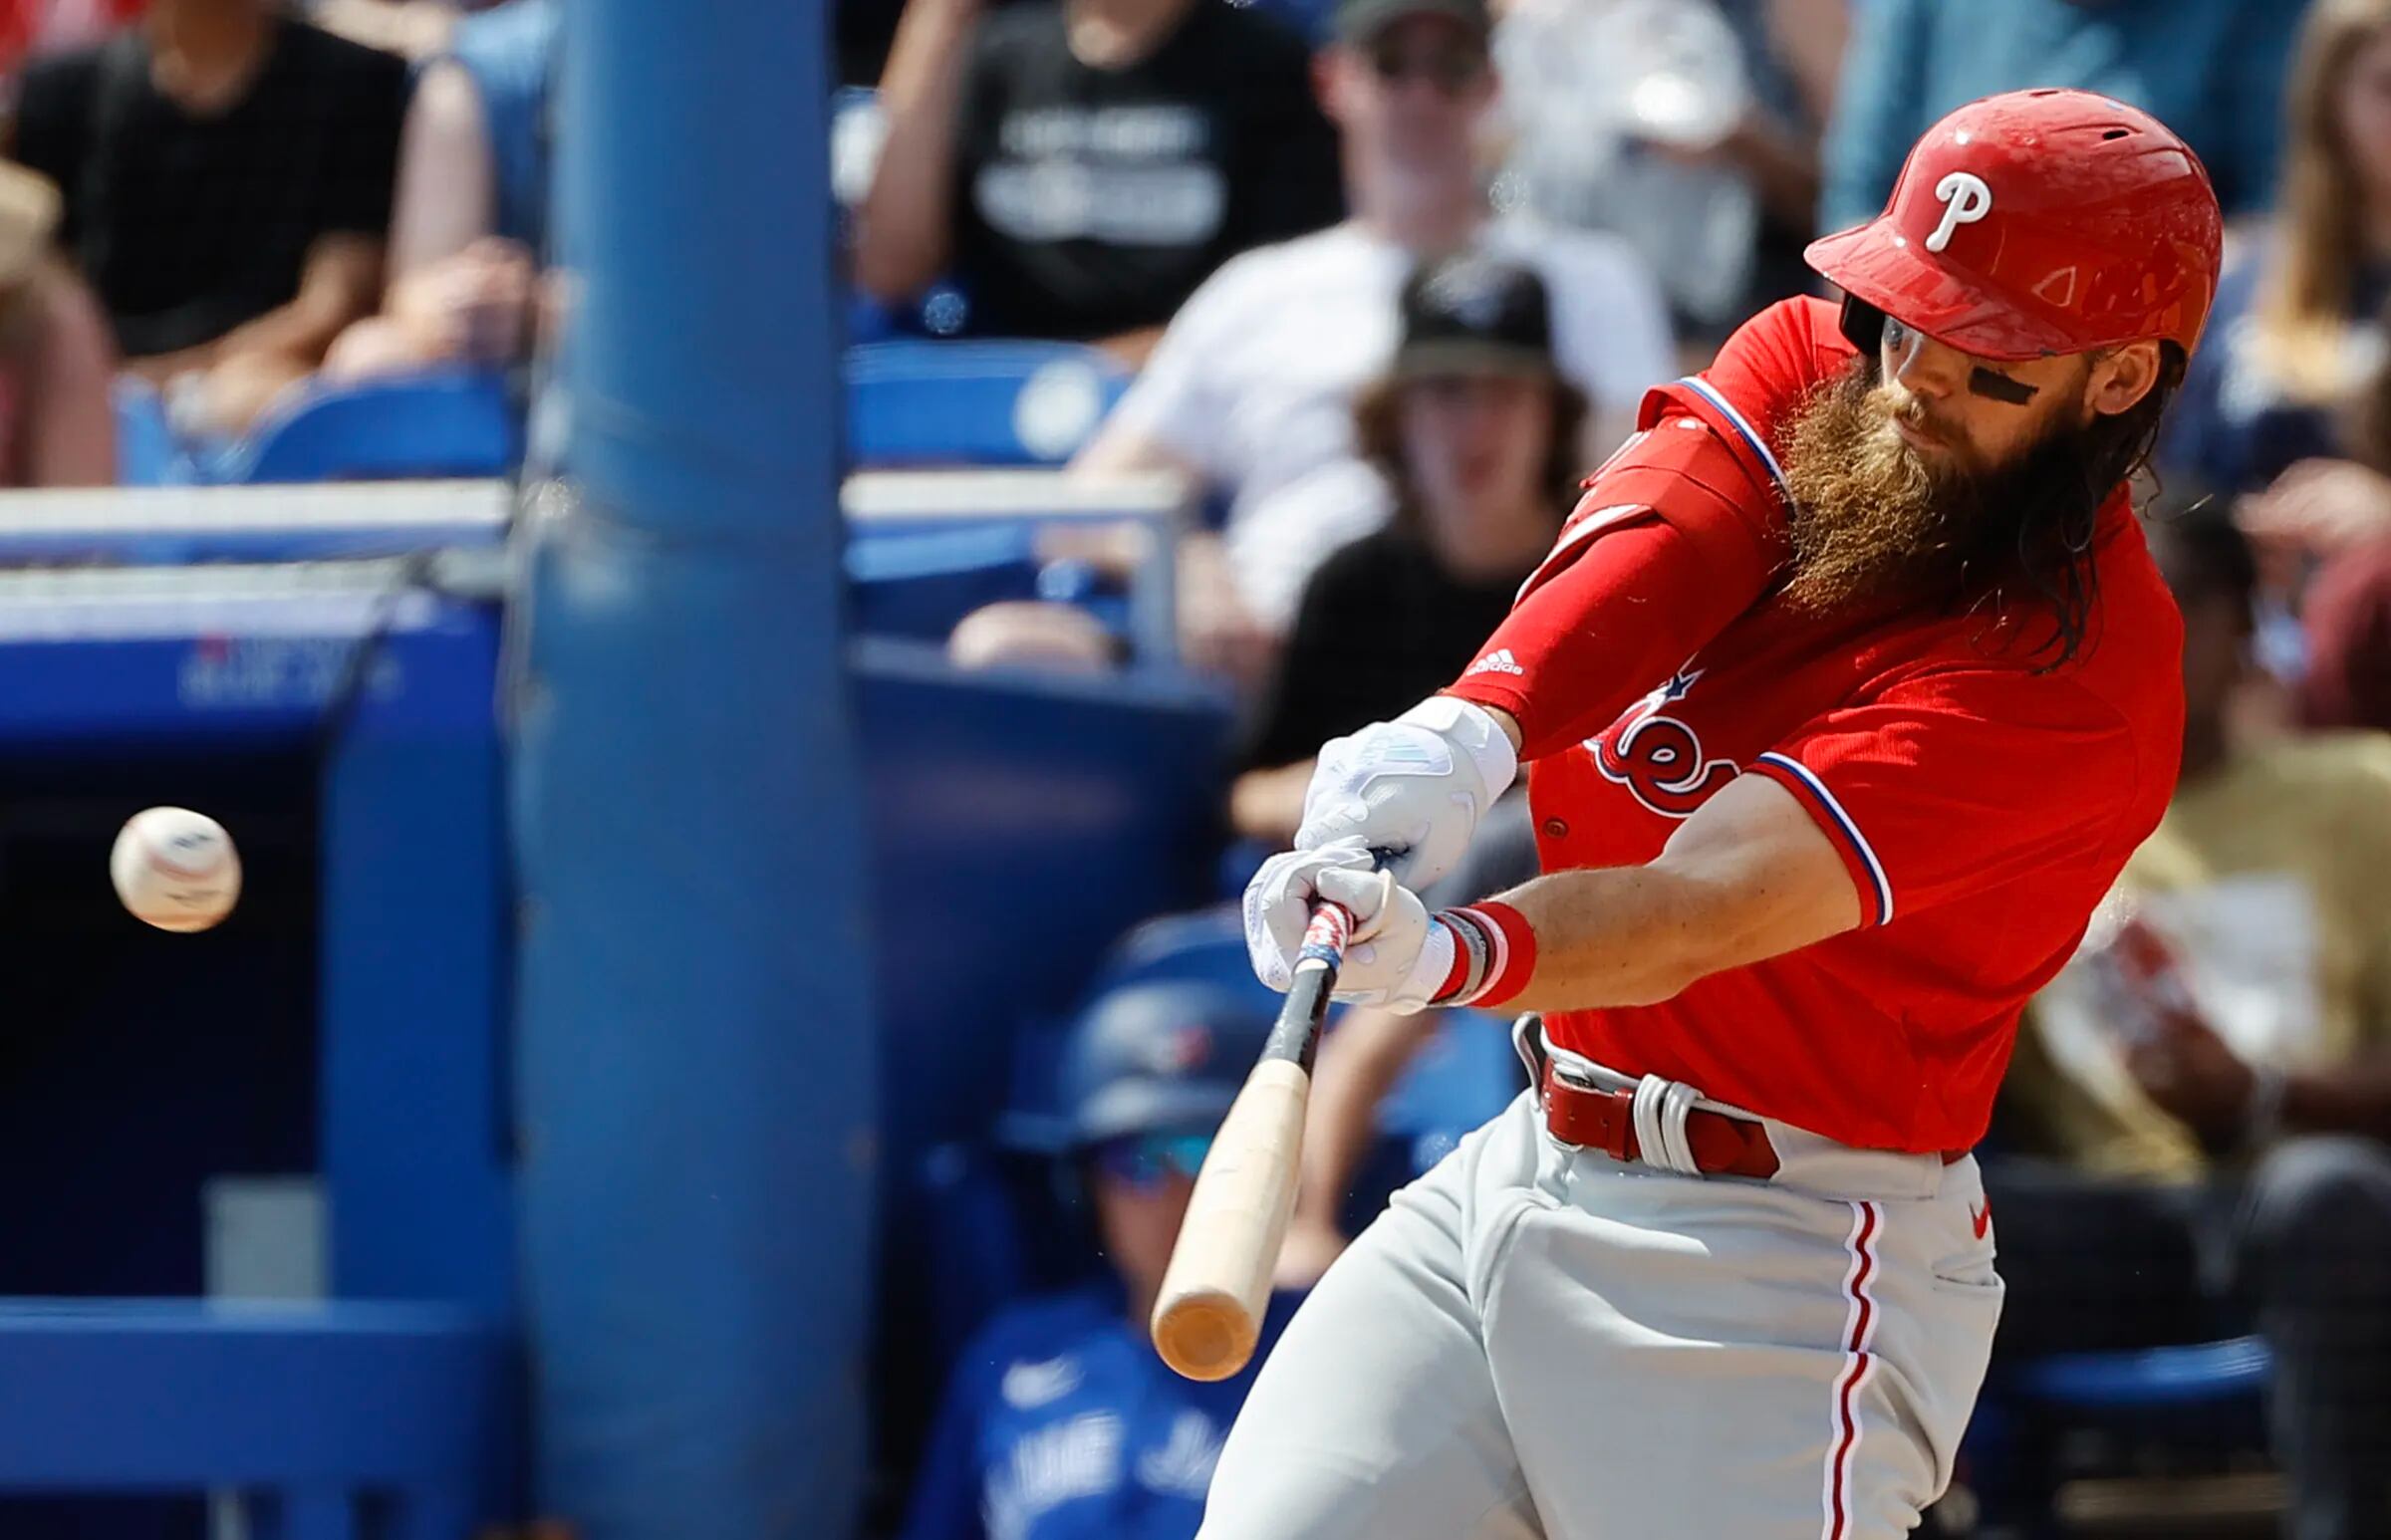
[1429,900,1537,1008]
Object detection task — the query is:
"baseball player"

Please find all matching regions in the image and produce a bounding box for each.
[1213,90,2225,1538]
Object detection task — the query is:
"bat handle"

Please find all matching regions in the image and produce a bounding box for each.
[1296,899,1354,969]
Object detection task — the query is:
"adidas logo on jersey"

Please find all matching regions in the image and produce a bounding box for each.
[1466,648,1524,677]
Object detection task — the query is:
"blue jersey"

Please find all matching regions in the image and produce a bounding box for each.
[899,1283,1300,1540]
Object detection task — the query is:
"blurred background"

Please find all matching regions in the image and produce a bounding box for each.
[0,0,2382,1535]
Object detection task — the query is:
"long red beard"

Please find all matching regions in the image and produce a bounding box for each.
[1779,358,2106,620]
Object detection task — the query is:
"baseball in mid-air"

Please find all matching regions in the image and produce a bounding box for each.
[110,807,241,932]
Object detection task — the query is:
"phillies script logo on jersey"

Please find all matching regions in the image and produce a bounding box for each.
[1595,667,1738,818]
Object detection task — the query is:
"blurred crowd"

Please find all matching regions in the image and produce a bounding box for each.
[0,0,553,479]
[834,0,2391,1534]
[5,0,2391,1532]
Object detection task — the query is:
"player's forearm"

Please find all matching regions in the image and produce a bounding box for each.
[1457,774,1861,1014]
[1488,864,1723,1011]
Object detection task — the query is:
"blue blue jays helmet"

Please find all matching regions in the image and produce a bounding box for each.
[1056,978,1274,1150]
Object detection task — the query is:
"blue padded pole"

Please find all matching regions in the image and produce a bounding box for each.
[513,0,872,1534]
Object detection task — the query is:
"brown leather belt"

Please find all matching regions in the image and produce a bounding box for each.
[1538,1058,1782,1179]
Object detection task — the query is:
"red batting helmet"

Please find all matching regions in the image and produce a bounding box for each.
[1805,89,2225,362]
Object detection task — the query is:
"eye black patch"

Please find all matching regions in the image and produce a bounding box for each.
[1968,368,2038,405]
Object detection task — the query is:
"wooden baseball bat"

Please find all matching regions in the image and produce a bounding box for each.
[1151,900,1353,1382]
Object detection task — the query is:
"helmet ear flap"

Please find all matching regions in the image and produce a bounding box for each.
[1839,293,1887,357]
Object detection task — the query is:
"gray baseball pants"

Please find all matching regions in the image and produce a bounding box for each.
[1198,1029,2003,1539]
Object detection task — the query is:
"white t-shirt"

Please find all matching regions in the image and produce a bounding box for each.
[1099,216,1676,629]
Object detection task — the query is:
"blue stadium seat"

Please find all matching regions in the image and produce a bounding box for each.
[848,525,1044,642]
[1244,0,1336,42]
[1967,1337,2272,1533]
[2014,1336,2272,1412]
[216,372,523,484]
[0,1300,504,1539]
[111,378,188,486]
[846,341,1130,466]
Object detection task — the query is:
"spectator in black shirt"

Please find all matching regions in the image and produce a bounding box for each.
[1231,251,1580,849]
[12,0,409,433]
[855,0,1342,358]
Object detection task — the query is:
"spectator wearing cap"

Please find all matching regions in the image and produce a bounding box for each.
[1231,251,1573,868]
[897,977,1308,1540]
[0,158,116,484]
[1820,0,2300,237]
[1070,0,1673,683]
[853,0,1340,354]
[11,0,409,434]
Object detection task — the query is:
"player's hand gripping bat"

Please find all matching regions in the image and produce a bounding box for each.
[1150,893,1356,1381]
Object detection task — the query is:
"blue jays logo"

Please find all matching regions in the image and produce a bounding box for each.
[1595,667,1738,818]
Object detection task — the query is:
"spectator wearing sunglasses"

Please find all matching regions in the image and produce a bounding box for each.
[898,977,1306,1540]
[1069,0,1673,686]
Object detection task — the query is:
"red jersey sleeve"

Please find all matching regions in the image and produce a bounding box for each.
[1443,297,1858,765]
[1689,296,1855,436]
[1745,666,2153,930]
[1445,413,1788,761]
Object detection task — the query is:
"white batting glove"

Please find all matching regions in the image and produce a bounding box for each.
[1243,840,1454,1014]
[1295,697,1518,892]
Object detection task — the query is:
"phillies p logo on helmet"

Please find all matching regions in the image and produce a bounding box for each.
[1925,172,1992,253]
[1806,90,2224,360]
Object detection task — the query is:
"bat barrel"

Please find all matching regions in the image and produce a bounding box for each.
[1150,901,1352,1381]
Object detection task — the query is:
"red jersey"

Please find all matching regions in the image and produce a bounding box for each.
[1445,298,2185,1154]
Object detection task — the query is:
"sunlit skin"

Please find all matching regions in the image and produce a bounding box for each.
[1874,314,2165,472]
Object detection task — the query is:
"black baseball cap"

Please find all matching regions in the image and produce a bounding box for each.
[1334,0,1490,47]
[1393,251,1557,380]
